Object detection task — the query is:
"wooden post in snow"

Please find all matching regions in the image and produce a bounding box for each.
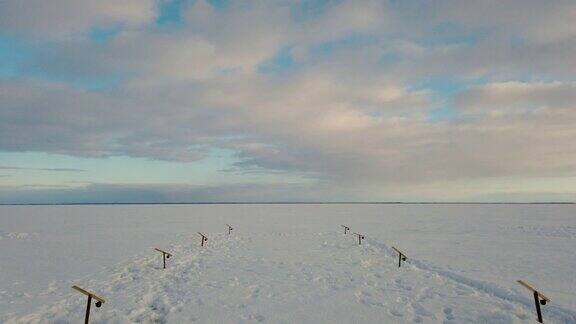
[341,225,350,234]
[198,232,208,247]
[154,248,172,269]
[353,232,365,245]
[226,224,233,235]
[72,285,105,324]
[517,280,550,323]
[392,247,407,268]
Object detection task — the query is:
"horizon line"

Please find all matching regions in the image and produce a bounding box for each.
[1,201,574,206]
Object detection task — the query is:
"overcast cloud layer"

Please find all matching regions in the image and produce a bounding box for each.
[1,0,575,203]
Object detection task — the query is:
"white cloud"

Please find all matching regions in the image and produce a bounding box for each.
[0,0,156,37]
[0,182,358,204]
[457,82,576,114]
[430,0,576,44]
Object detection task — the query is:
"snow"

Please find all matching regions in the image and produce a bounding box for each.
[0,204,575,323]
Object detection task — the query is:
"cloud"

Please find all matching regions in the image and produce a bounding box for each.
[456,82,576,114]
[0,0,156,37]
[0,79,220,161]
[0,182,359,204]
[26,0,391,85]
[0,166,86,172]
[428,0,576,44]
[1,181,573,204]
[3,71,576,193]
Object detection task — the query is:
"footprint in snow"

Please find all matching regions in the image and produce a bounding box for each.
[389,309,404,317]
[394,278,413,291]
[248,286,260,299]
[241,313,266,322]
[443,307,454,320]
[409,301,433,317]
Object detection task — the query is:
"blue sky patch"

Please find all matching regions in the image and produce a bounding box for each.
[258,47,296,74]
[88,26,123,43]
[0,35,30,77]
[157,0,188,26]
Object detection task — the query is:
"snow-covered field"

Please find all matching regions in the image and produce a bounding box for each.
[0,204,575,323]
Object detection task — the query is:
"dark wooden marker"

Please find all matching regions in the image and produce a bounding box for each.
[226,224,233,235]
[353,232,365,245]
[154,248,172,269]
[517,280,550,323]
[341,225,350,234]
[392,246,407,268]
[198,232,208,246]
[72,285,105,324]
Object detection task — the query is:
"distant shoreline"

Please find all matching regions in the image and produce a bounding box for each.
[1,202,574,206]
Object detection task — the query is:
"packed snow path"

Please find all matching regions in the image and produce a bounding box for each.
[5,230,576,323]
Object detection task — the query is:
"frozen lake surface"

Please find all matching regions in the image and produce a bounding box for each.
[0,204,575,323]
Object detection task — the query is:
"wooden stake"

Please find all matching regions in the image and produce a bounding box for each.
[198,232,208,247]
[154,248,172,269]
[85,295,91,324]
[517,280,549,323]
[392,247,407,268]
[72,286,105,324]
[341,225,350,234]
[226,224,233,235]
[353,232,365,245]
[534,291,543,323]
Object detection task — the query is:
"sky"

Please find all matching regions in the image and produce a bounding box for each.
[1,0,575,203]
